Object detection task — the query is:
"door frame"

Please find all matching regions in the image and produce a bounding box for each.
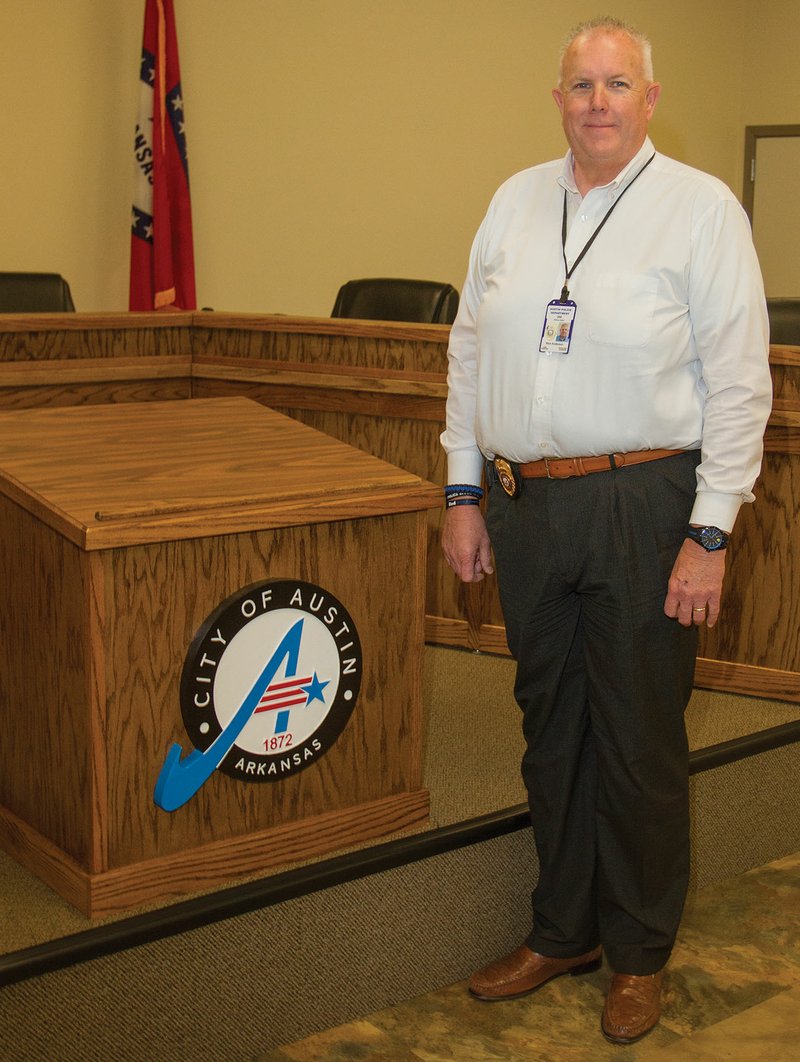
[743,124,800,222]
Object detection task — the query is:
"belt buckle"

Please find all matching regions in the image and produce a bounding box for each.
[544,458,553,479]
[494,457,521,498]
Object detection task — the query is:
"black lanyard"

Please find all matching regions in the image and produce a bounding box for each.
[560,153,656,302]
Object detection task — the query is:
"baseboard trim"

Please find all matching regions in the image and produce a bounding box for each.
[688,719,800,773]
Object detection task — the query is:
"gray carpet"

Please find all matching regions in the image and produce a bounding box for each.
[1,753,799,1061]
[0,647,799,1059]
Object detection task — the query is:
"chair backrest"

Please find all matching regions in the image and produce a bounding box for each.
[331,277,459,325]
[0,272,75,312]
[766,298,800,345]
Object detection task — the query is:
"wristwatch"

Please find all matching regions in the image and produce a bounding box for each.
[686,525,729,552]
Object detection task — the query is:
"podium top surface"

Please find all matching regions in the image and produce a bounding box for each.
[0,397,440,549]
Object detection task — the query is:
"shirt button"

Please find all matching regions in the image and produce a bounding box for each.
[580,214,588,221]
[536,395,545,405]
[538,442,548,449]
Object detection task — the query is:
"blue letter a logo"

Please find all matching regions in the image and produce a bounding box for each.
[154,619,304,812]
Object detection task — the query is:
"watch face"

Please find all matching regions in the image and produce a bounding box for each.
[698,526,727,550]
[688,526,728,550]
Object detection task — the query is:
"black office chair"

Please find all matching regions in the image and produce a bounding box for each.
[0,272,75,312]
[766,298,800,345]
[331,277,459,325]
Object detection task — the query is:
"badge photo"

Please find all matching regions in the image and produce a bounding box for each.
[539,299,577,355]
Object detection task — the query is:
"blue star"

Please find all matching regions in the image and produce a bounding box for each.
[301,672,329,705]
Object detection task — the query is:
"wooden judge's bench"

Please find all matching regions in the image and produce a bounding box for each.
[0,312,798,915]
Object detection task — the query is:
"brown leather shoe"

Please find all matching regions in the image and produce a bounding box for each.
[468,943,602,1001]
[601,970,664,1044]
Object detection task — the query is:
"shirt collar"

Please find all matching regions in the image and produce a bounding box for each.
[557,136,656,196]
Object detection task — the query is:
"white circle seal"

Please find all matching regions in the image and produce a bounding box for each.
[180,580,362,782]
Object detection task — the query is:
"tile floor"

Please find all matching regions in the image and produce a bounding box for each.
[260,851,800,1061]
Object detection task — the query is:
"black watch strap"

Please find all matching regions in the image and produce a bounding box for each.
[686,525,729,552]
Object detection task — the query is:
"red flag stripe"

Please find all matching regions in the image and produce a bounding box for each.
[262,676,313,693]
[129,0,196,311]
[254,695,308,715]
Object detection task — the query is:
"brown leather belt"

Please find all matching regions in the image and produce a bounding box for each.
[493,448,683,496]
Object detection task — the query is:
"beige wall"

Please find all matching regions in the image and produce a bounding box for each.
[741,0,800,126]
[0,1,796,314]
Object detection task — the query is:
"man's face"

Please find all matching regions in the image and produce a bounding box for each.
[552,31,660,180]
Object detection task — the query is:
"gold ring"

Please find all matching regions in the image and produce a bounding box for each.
[693,606,706,612]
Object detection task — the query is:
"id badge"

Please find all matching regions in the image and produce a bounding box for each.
[539,300,577,354]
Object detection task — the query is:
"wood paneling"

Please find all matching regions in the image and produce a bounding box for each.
[192,376,445,422]
[0,380,191,409]
[192,313,450,373]
[698,452,800,674]
[0,312,193,356]
[0,355,191,410]
[98,512,428,867]
[0,394,436,912]
[0,313,797,707]
[0,494,94,862]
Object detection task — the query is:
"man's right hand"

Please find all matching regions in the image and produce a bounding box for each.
[442,505,494,583]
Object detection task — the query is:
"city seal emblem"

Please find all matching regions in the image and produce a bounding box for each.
[154,579,362,811]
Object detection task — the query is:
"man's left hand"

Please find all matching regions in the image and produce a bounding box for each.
[663,539,727,628]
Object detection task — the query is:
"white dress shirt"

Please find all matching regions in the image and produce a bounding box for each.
[442,137,773,530]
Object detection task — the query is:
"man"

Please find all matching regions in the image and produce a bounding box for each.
[441,17,772,1045]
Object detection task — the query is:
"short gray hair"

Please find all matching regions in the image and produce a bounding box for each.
[558,16,654,83]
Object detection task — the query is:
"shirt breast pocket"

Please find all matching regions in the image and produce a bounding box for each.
[587,272,659,348]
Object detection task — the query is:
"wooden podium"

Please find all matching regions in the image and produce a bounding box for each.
[0,397,440,916]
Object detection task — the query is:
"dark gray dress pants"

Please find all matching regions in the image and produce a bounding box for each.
[485,452,700,975]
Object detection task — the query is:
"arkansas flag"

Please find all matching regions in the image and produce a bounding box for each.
[129,0,196,310]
